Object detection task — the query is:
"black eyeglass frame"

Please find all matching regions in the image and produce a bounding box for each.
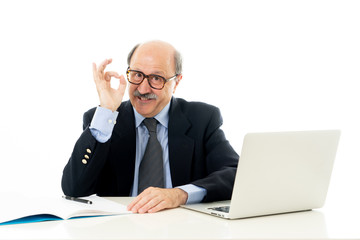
[126,67,178,90]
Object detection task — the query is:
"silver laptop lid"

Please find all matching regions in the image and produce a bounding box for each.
[228,130,340,219]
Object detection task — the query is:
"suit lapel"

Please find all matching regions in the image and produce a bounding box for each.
[168,98,195,187]
[112,101,136,195]
[113,101,135,138]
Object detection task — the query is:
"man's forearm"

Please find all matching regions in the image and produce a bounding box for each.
[62,125,111,197]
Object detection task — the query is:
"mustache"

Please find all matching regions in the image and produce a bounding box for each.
[133,90,158,100]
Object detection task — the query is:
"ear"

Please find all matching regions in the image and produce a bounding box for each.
[173,74,182,93]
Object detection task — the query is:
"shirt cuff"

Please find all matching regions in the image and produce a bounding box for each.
[177,184,207,204]
[89,106,119,143]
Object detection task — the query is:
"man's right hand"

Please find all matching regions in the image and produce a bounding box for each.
[92,59,127,112]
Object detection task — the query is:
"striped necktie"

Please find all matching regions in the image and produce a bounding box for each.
[138,118,164,193]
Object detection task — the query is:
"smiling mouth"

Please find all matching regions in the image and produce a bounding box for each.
[138,96,155,101]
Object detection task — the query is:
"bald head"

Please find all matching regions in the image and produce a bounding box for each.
[127,40,182,75]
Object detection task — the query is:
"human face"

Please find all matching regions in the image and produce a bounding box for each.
[128,42,181,118]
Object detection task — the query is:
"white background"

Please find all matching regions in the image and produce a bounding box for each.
[0,0,359,236]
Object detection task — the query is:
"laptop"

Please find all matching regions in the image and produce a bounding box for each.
[181,130,340,219]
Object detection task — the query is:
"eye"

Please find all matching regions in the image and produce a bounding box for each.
[150,75,163,82]
[150,75,165,83]
[130,71,144,81]
[135,72,143,78]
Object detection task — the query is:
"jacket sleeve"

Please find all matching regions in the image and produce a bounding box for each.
[191,107,239,202]
[61,109,111,197]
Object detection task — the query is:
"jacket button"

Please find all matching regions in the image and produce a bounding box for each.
[84,155,89,159]
[86,149,91,154]
[82,159,88,164]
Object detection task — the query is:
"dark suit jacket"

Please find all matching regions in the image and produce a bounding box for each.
[61,97,239,202]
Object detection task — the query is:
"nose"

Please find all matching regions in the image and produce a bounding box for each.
[137,77,152,93]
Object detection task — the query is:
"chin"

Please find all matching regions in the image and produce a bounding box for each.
[134,104,156,118]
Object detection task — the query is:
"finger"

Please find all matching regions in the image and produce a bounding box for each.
[93,62,105,83]
[127,191,149,212]
[104,71,120,81]
[92,62,98,80]
[93,62,104,86]
[98,58,112,73]
[117,75,127,92]
[118,74,127,85]
[129,196,151,213]
[127,196,140,211]
[147,200,167,213]
[138,196,162,213]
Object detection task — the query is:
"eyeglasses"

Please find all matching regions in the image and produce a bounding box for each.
[126,67,178,90]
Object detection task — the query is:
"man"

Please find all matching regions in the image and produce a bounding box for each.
[62,40,239,213]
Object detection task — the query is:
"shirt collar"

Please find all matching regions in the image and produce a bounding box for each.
[133,101,171,129]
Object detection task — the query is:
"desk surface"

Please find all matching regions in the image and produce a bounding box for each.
[0,197,359,240]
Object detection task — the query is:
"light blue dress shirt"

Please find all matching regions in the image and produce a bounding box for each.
[89,103,206,204]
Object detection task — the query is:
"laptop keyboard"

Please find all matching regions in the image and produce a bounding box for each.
[208,206,230,213]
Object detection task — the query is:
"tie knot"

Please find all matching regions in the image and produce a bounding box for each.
[143,118,157,133]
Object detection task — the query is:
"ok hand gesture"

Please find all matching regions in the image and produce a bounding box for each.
[93,59,127,112]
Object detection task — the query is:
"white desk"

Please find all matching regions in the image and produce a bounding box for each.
[0,197,359,240]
